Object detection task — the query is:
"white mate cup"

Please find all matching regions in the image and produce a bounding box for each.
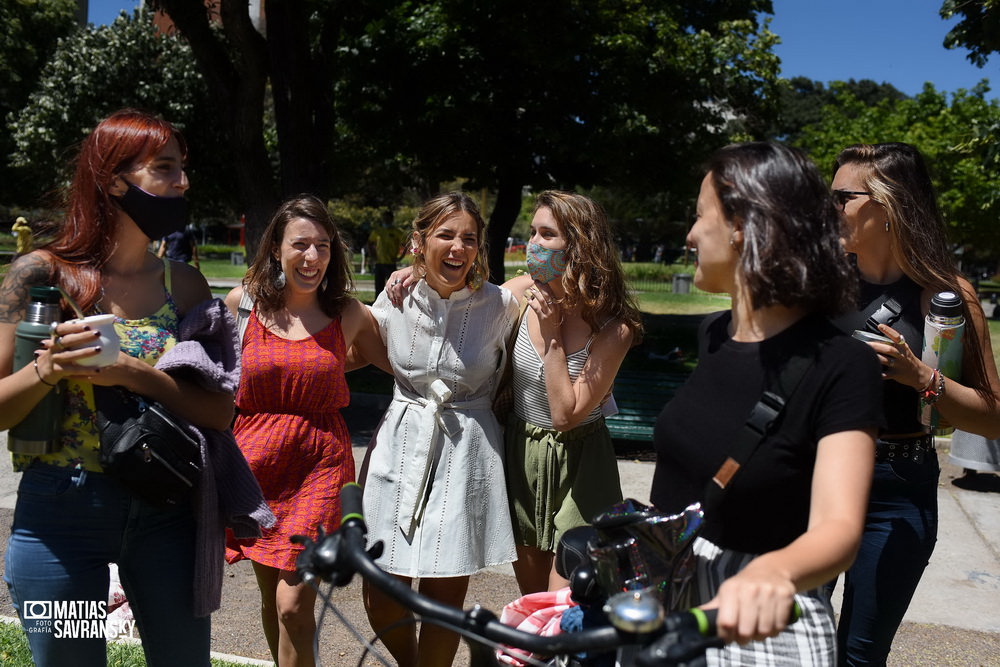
[66,313,120,367]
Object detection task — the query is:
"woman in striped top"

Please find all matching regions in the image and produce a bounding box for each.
[386,190,643,595]
[501,191,643,594]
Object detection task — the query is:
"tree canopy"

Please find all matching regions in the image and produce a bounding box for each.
[941,0,1000,67]
[7,8,229,219]
[793,82,1000,257]
[0,0,78,207]
[152,0,780,273]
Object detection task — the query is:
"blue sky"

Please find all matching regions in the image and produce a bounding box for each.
[769,0,994,98]
[88,0,995,99]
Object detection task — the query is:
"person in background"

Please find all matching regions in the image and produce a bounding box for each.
[363,192,520,667]
[502,191,642,594]
[12,216,33,256]
[0,108,231,666]
[828,142,1000,666]
[367,209,406,295]
[225,195,388,667]
[157,223,200,270]
[651,142,882,663]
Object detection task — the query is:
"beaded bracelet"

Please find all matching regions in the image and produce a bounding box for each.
[33,358,57,388]
[921,368,946,405]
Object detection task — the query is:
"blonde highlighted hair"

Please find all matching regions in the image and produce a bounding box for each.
[410,192,489,290]
[835,142,997,406]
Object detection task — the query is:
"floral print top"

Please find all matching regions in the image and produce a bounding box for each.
[12,292,181,473]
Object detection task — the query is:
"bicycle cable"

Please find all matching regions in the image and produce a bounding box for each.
[309,579,394,667]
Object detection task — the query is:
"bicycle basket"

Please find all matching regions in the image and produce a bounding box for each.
[588,499,704,611]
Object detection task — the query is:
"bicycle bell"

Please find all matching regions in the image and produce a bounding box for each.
[603,589,665,634]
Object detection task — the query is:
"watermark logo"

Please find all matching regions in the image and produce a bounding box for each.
[22,601,136,640]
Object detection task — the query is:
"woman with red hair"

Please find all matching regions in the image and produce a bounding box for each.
[0,109,231,665]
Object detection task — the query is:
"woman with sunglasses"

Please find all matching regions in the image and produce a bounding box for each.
[829,142,1000,666]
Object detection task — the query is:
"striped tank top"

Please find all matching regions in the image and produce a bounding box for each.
[510,316,603,429]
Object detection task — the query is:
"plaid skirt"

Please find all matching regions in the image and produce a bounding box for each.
[692,537,837,666]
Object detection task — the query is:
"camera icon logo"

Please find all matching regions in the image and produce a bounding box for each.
[23,601,52,620]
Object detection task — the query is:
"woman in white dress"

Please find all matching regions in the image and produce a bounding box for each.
[362,192,520,667]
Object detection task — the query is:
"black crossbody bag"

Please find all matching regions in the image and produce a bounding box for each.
[94,386,202,508]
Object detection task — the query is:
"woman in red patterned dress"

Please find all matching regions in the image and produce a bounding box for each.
[224,195,388,667]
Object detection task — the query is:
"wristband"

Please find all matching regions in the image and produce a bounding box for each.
[34,359,57,388]
[921,369,946,405]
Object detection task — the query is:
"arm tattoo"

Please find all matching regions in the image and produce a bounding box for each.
[0,255,54,324]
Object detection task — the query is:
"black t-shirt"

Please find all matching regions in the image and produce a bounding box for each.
[650,312,883,554]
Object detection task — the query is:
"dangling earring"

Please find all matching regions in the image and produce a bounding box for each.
[275,270,286,289]
[320,276,328,291]
[467,263,483,290]
[885,220,890,233]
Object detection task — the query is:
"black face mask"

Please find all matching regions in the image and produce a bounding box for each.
[113,181,189,240]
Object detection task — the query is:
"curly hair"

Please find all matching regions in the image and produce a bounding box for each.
[243,194,354,318]
[706,142,855,316]
[533,191,643,342]
[409,192,489,290]
[835,142,996,405]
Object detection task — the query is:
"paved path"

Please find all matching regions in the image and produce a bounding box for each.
[1,407,998,665]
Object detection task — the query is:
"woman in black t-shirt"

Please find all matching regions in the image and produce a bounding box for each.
[652,142,882,665]
[828,143,1000,666]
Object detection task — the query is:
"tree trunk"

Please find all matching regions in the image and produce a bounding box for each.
[155,0,276,260]
[486,174,524,285]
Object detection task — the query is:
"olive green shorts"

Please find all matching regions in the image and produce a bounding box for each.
[505,416,623,552]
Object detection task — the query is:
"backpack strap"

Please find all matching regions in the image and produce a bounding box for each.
[236,289,254,347]
[862,296,904,334]
[702,347,817,515]
[161,256,173,295]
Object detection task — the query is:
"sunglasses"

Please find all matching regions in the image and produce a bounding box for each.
[832,190,871,211]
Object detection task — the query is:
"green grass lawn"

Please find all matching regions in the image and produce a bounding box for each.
[4,254,999,373]
[0,619,246,667]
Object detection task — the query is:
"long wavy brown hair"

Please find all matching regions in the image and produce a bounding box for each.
[535,191,643,343]
[44,109,187,314]
[243,195,354,318]
[835,142,997,405]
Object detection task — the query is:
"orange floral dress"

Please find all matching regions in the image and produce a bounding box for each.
[225,310,353,571]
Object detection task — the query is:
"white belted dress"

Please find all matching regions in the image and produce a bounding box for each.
[364,279,519,577]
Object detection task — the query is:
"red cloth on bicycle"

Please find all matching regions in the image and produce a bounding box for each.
[225,312,354,571]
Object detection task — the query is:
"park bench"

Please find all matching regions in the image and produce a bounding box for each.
[605,370,688,444]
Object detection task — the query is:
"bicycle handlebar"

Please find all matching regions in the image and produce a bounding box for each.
[298,482,730,662]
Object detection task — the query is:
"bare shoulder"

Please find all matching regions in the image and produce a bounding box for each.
[339,297,376,341]
[168,261,212,315]
[503,274,533,294]
[0,251,54,323]
[595,317,635,347]
[224,285,244,317]
[341,297,367,322]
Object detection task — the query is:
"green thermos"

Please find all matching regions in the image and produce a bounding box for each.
[8,286,65,454]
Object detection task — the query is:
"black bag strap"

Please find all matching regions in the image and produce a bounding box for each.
[862,296,904,334]
[703,349,816,515]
